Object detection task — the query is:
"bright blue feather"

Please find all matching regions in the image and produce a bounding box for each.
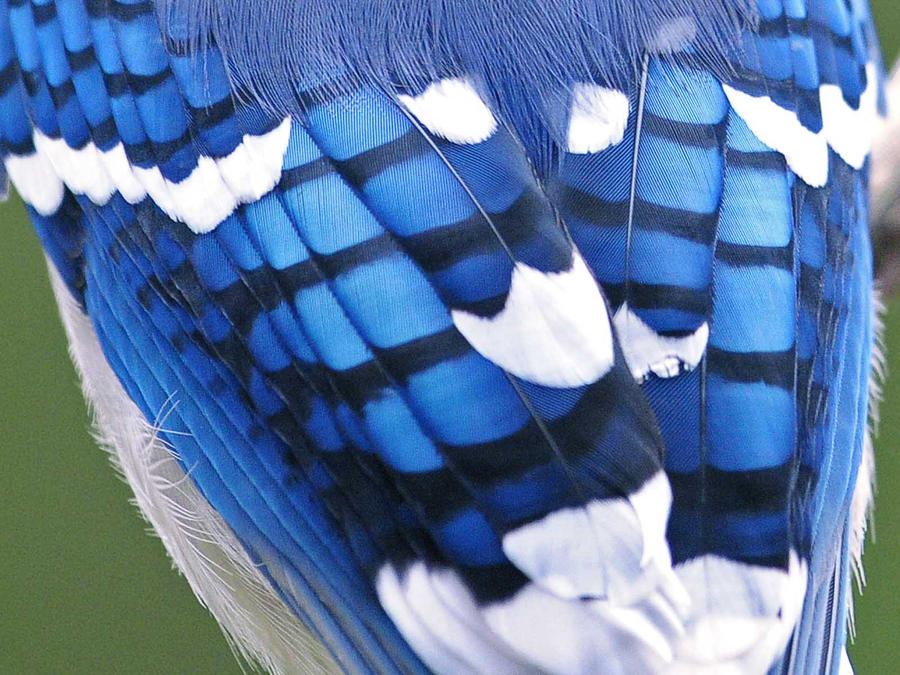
[0,0,884,673]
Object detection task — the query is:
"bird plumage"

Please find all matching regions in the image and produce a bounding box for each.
[0,0,885,673]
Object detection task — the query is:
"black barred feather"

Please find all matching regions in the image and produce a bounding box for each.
[0,1,884,674]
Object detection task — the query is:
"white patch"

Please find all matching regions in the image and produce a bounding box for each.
[482,582,679,673]
[97,142,147,204]
[613,303,709,381]
[217,119,294,202]
[722,84,829,186]
[839,648,854,675]
[821,64,880,170]
[48,266,338,675]
[3,149,65,215]
[398,78,497,144]
[139,155,236,233]
[723,63,879,187]
[566,84,630,154]
[502,472,682,609]
[629,471,675,568]
[671,551,807,673]
[375,563,540,675]
[33,132,113,205]
[648,16,698,54]
[378,561,687,675]
[502,501,626,600]
[452,252,615,388]
[374,565,480,675]
[6,119,291,233]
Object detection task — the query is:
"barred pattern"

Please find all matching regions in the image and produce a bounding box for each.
[0,0,883,673]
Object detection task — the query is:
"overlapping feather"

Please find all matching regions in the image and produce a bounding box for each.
[0,1,886,674]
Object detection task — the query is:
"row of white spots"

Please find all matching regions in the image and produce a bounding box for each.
[389,68,831,675]
[724,63,880,187]
[395,70,876,393]
[378,506,810,674]
[565,65,879,383]
[4,119,291,233]
[451,252,616,388]
[377,474,687,672]
[398,78,498,144]
[397,76,632,157]
[613,303,710,382]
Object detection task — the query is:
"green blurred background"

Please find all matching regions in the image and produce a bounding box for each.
[2,6,900,673]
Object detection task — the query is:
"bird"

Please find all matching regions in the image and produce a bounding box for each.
[0,0,887,673]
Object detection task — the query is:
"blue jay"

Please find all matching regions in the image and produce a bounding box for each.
[0,1,886,672]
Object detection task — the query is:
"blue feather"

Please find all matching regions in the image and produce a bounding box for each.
[0,0,884,673]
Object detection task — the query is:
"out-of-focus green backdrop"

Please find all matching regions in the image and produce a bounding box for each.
[1,5,899,673]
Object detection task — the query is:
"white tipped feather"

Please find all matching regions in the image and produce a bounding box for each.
[613,303,709,381]
[820,64,880,171]
[482,581,680,674]
[501,471,681,606]
[672,551,807,674]
[566,85,630,154]
[49,264,338,675]
[6,120,291,234]
[374,565,476,675]
[377,473,689,674]
[3,148,65,215]
[629,472,676,569]
[723,63,880,188]
[722,84,829,187]
[398,78,498,144]
[377,560,688,675]
[452,252,615,388]
[33,132,114,205]
[375,563,538,675]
